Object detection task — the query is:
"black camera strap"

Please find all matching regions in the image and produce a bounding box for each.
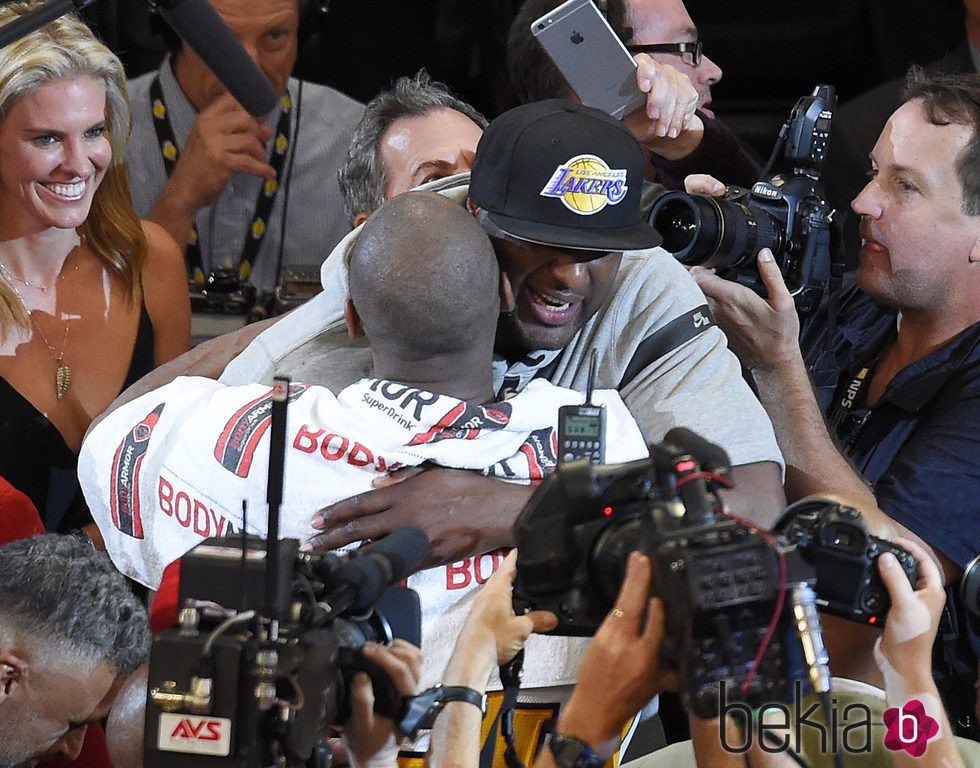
[148,77,292,284]
[934,593,980,739]
[479,649,526,768]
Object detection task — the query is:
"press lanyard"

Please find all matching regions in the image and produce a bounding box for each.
[826,358,887,455]
[149,77,292,283]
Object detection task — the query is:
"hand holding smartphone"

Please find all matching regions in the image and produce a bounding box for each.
[531,0,646,120]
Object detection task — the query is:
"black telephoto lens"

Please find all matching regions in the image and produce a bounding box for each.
[651,191,783,269]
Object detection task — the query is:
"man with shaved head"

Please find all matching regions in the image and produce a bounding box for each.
[345,191,501,402]
[80,191,646,714]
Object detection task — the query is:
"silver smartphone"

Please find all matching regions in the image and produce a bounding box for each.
[530,0,646,119]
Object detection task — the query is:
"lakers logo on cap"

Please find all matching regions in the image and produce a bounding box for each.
[539,154,628,215]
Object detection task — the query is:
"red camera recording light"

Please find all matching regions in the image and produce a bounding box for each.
[603,506,614,517]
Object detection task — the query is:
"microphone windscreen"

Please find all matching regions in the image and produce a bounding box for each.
[156,0,279,116]
[344,526,430,612]
[363,525,430,582]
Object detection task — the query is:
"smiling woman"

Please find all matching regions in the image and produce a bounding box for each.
[0,2,191,543]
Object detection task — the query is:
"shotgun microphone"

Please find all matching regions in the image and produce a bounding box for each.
[151,0,279,116]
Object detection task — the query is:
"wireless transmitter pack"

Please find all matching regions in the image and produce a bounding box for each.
[558,351,606,464]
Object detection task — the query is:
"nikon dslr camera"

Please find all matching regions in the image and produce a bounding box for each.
[650,85,839,315]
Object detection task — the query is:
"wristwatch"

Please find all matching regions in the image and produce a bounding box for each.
[401,684,488,737]
[436,685,487,714]
[548,733,607,768]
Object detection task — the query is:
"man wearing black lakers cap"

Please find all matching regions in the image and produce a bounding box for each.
[107,98,785,565]
[468,100,662,251]
[462,99,782,511]
[212,98,782,556]
[468,99,663,360]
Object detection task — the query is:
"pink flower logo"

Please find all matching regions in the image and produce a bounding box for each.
[883,699,939,757]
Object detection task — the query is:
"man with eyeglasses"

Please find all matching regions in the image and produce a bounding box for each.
[507,0,762,190]
[623,0,720,118]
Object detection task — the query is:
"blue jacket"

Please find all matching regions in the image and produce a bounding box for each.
[800,279,979,737]
[802,280,980,571]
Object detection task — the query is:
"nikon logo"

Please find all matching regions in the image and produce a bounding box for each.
[751,182,782,200]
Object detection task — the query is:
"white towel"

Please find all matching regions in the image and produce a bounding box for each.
[79,375,648,691]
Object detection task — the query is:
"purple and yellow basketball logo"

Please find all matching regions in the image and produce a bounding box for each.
[539,154,628,215]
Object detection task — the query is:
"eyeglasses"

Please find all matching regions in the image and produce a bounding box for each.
[626,40,703,68]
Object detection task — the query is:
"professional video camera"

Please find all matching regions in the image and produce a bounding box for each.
[512,427,812,718]
[774,499,918,626]
[649,85,839,315]
[143,528,429,768]
[512,428,919,719]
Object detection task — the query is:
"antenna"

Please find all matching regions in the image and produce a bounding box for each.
[239,500,249,612]
[264,376,289,620]
[586,348,598,406]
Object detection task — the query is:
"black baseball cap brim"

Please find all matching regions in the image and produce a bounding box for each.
[485,208,662,252]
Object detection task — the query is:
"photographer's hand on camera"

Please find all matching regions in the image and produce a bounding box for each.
[623,55,703,160]
[429,550,557,768]
[149,93,276,249]
[682,173,728,198]
[679,172,800,370]
[874,538,946,704]
[873,538,968,768]
[688,238,884,513]
[341,640,422,768]
[691,248,801,373]
[537,552,675,768]
[309,468,534,567]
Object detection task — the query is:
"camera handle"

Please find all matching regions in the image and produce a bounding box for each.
[264,377,289,621]
[791,581,849,768]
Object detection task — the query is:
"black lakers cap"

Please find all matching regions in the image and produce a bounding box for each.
[469,99,662,253]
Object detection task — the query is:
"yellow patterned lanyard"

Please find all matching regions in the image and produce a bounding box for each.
[149,77,292,284]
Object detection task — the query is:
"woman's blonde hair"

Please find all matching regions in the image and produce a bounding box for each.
[0,3,147,333]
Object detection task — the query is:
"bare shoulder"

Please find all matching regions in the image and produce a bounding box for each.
[138,219,192,363]
[89,315,281,437]
[140,219,185,275]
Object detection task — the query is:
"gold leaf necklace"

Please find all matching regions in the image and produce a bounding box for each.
[0,252,79,399]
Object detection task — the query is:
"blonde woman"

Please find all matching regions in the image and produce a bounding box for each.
[0,3,190,546]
